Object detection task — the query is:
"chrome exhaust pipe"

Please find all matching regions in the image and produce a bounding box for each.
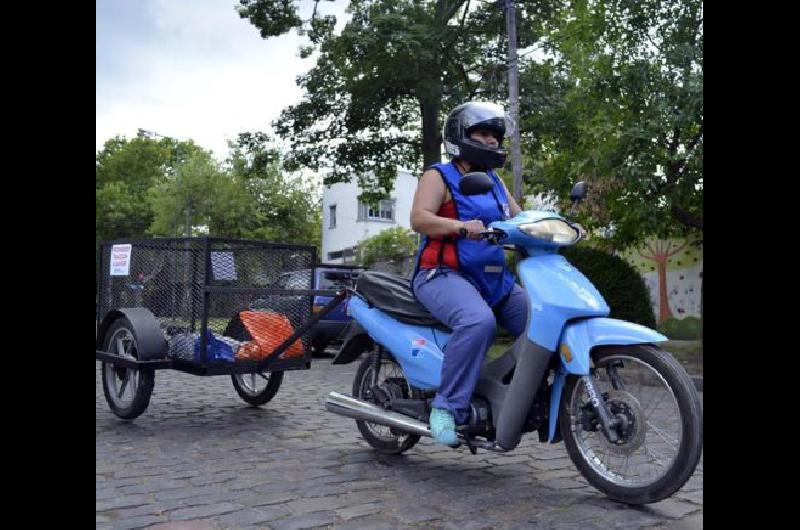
[324,391,431,438]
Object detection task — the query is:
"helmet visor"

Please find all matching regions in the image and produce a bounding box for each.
[460,102,517,139]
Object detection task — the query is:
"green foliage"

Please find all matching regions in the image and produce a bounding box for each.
[96,131,321,252]
[96,181,147,244]
[561,245,655,328]
[521,0,703,248]
[358,226,417,268]
[621,237,702,274]
[148,149,224,236]
[239,0,556,199]
[96,133,206,242]
[96,135,169,245]
[658,316,701,340]
[226,132,322,251]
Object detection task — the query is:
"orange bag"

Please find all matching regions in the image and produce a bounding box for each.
[235,311,304,361]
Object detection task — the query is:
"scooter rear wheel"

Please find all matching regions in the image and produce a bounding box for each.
[353,350,421,454]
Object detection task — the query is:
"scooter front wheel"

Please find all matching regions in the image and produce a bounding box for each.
[559,344,702,504]
[353,350,421,454]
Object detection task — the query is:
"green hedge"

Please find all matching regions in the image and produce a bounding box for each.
[359,227,417,268]
[657,316,701,340]
[561,246,656,328]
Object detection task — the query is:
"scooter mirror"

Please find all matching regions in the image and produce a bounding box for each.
[570,181,588,202]
[459,172,494,196]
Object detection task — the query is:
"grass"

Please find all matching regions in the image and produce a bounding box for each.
[485,337,702,374]
[663,340,703,376]
[486,338,515,363]
[663,340,703,361]
[156,317,234,332]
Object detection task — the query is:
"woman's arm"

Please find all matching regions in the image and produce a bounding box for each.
[498,178,523,217]
[410,169,464,237]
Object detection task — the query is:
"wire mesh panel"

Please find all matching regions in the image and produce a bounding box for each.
[97,238,317,369]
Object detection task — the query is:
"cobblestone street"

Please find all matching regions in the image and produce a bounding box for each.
[97,358,703,529]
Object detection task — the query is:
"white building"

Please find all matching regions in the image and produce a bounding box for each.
[321,169,419,263]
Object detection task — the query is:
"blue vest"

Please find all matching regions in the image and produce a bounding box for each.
[412,161,516,308]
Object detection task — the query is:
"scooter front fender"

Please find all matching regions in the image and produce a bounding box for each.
[547,317,668,442]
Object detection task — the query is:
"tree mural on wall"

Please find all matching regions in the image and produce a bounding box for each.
[638,240,688,323]
[668,246,702,320]
[626,239,703,323]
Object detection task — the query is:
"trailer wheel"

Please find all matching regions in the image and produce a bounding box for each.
[231,371,284,406]
[101,317,155,420]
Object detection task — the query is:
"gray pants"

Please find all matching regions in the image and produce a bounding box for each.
[413,267,528,424]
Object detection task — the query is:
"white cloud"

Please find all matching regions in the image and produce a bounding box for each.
[96,0,350,158]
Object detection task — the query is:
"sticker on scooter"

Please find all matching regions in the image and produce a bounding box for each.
[411,338,426,358]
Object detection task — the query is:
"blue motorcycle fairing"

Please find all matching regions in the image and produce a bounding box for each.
[546,317,668,442]
[516,255,610,351]
[347,295,450,390]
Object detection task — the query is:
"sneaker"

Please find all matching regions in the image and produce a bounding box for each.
[429,407,458,446]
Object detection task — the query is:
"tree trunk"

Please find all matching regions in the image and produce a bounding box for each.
[420,96,442,169]
[657,258,673,323]
[699,274,703,352]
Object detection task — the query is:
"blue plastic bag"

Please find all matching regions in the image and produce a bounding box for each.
[167,332,196,361]
[194,330,235,363]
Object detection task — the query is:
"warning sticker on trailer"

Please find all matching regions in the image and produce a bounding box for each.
[110,244,132,276]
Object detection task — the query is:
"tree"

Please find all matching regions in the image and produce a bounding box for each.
[637,239,685,323]
[147,149,254,238]
[238,0,554,201]
[96,134,170,193]
[227,132,322,251]
[97,130,322,250]
[622,237,701,322]
[96,181,145,244]
[96,134,170,245]
[358,226,417,268]
[521,0,702,248]
[517,0,702,343]
[96,132,204,243]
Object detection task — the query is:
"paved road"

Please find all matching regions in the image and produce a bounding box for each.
[97,357,703,529]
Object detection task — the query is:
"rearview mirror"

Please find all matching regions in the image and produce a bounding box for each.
[570,181,588,202]
[459,172,494,196]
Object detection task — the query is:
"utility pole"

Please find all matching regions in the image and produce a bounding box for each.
[185,198,192,238]
[503,0,523,204]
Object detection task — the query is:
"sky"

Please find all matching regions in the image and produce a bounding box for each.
[96,0,350,160]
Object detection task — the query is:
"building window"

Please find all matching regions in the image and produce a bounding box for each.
[329,204,336,229]
[358,199,394,221]
[342,247,357,263]
[328,246,356,262]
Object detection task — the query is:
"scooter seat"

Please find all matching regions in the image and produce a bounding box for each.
[354,271,452,332]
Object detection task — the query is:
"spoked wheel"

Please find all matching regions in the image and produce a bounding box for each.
[353,350,421,454]
[101,318,155,420]
[559,344,703,504]
[231,371,284,406]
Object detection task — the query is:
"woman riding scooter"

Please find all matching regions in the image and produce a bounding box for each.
[410,101,528,445]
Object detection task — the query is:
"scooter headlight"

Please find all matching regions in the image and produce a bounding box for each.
[518,219,580,244]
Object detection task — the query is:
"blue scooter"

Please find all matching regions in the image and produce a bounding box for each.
[325,173,702,504]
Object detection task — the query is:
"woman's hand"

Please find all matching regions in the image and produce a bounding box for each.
[457,219,486,240]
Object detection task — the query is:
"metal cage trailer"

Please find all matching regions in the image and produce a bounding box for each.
[95,237,347,419]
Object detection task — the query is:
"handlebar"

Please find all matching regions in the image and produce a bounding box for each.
[480,229,505,244]
[457,227,507,245]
